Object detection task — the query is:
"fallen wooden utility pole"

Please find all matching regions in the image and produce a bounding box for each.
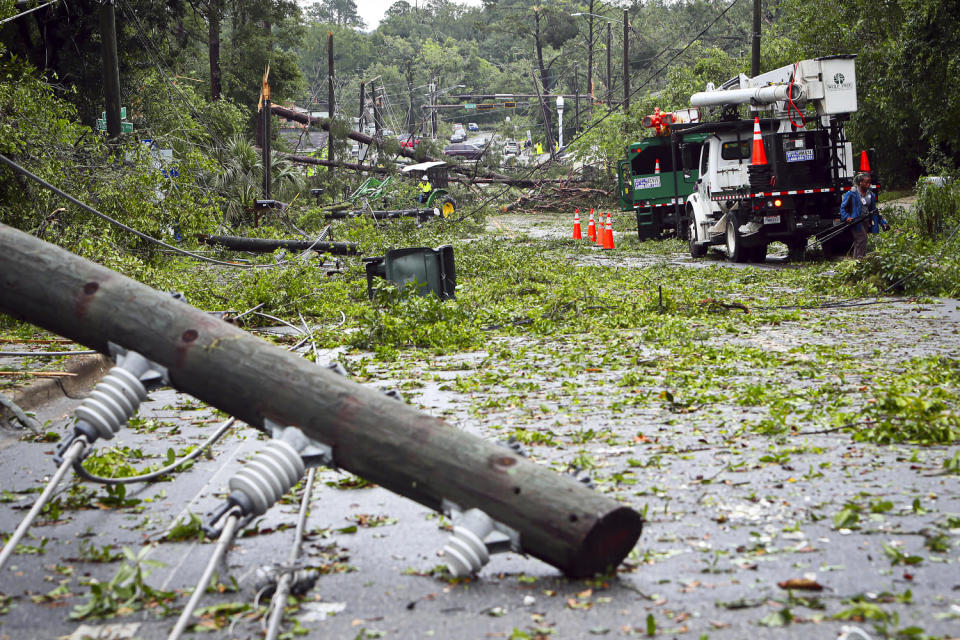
[324,208,438,220]
[270,104,515,182]
[197,235,359,255]
[277,151,387,174]
[0,224,642,577]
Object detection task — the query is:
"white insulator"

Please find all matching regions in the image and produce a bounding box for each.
[229,439,305,515]
[74,366,147,440]
[441,508,495,577]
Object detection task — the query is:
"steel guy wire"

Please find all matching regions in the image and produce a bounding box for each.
[448,0,744,225]
[0,153,275,269]
[166,507,242,640]
[0,0,60,25]
[0,438,86,573]
[263,467,317,640]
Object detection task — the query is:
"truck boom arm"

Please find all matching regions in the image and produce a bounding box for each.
[689,55,857,116]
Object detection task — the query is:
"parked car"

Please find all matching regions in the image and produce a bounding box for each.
[443,143,483,160]
[449,130,467,143]
[467,122,479,132]
[503,139,521,155]
[397,134,420,148]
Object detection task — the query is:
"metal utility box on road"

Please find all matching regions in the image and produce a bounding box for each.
[364,245,456,300]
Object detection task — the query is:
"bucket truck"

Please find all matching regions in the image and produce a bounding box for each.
[674,55,868,261]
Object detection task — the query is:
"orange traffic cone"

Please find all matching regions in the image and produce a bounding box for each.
[586,209,597,241]
[603,212,615,249]
[654,159,661,174]
[750,116,767,165]
[572,208,582,240]
[596,212,606,245]
[859,150,870,172]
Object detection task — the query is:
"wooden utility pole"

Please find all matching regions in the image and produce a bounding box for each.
[407,79,415,133]
[99,0,122,139]
[198,235,358,255]
[0,224,644,579]
[358,81,365,132]
[586,0,595,119]
[431,77,438,139]
[373,85,383,137]
[531,68,555,154]
[623,9,630,112]
[327,31,334,166]
[262,71,271,199]
[751,0,761,77]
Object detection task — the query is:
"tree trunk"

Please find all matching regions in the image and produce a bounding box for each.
[208,0,222,101]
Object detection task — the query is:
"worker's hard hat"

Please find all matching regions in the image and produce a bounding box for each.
[422,174,428,180]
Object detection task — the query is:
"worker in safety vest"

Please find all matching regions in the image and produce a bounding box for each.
[418,174,432,203]
[535,142,544,155]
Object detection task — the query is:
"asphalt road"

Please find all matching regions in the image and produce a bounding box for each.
[1,213,958,640]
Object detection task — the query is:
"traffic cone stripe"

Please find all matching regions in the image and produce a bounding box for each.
[654,159,660,175]
[750,116,767,166]
[603,213,614,250]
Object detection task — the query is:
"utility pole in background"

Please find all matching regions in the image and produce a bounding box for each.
[431,77,438,139]
[751,0,761,77]
[531,67,555,155]
[262,72,271,199]
[586,0,594,120]
[100,0,121,139]
[327,31,334,166]
[623,9,630,112]
[358,81,365,132]
[406,80,415,134]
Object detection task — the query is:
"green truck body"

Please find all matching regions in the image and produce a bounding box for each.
[617,134,707,239]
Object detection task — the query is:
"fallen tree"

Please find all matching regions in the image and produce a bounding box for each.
[502,184,612,212]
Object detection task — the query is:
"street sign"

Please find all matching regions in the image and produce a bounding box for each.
[101,107,127,119]
[476,103,495,111]
[503,101,516,108]
[464,103,476,110]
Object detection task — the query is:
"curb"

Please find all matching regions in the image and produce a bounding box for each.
[7,353,110,413]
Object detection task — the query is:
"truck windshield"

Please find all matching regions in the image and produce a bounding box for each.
[631,148,673,175]
[721,140,751,160]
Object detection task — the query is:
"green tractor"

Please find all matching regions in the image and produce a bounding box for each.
[401,161,457,218]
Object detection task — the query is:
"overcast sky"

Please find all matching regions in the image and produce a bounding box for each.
[301,0,483,31]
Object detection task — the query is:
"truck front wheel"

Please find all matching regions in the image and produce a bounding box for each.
[725,217,748,263]
[688,218,707,258]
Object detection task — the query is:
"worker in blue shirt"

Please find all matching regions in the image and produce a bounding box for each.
[840,173,888,258]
